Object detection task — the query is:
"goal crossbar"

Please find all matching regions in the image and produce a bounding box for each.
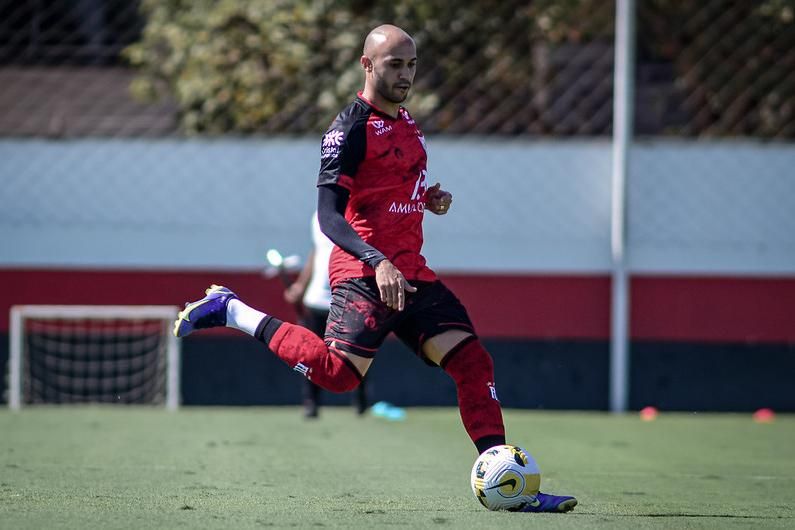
[9,305,181,411]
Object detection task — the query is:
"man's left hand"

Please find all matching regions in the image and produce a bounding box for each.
[425,182,453,215]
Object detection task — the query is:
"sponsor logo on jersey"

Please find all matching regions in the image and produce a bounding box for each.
[321,130,344,159]
[388,170,427,215]
[388,201,425,214]
[372,119,393,136]
[323,130,344,147]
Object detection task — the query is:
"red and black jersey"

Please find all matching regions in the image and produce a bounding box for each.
[318,92,436,287]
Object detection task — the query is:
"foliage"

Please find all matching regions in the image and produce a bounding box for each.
[124,0,574,135]
[124,0,445,134]
[124,0,794,137]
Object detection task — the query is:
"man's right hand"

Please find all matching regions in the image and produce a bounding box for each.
[374,259,417,311]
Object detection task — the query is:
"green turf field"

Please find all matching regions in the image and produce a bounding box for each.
[1,407,793,529]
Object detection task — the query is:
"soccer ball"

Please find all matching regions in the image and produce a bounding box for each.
[470,444,541,511]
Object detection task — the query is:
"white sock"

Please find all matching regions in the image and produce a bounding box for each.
[226,299,268,336]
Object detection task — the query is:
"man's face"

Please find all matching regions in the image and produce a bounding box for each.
[370,39,417,104]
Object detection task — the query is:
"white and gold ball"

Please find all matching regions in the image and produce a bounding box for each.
[470,444,541,511]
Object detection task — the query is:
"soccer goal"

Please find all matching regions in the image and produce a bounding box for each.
[8,305,181,410]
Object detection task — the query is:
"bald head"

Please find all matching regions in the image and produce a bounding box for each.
[363,24,415,60]
[360,24,417,115]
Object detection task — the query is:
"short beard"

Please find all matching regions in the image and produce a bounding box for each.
[376,78,409,103]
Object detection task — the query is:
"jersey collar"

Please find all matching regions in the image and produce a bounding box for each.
[356,91,402,120]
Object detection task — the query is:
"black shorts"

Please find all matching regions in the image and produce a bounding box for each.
[324,277,475,362]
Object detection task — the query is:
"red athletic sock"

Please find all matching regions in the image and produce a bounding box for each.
[264,321,361,393]
[441,337,506,450]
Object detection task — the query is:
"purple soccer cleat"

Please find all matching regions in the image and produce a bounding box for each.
[521,492,578,513]
[173,285,238,338]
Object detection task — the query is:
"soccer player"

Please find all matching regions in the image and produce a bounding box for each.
[283,211,369,418]
[174,24,576,513]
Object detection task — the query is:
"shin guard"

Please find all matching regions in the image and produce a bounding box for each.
[441,336,506,450]
[267,322,361,393]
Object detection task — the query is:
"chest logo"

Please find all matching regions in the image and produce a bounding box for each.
[388,170,427,215]
[372,119,393,136]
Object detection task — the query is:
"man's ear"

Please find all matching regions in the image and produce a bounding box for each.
[360,55,373,72]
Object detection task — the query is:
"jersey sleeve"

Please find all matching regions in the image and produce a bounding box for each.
[317,110,366,191]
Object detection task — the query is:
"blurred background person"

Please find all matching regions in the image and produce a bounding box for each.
[283,210,369,418]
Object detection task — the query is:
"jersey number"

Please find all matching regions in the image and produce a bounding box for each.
[410,170,427,201]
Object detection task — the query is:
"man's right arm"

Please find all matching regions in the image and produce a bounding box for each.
[316,184,385,270]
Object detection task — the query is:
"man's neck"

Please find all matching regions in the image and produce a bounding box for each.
[361,87,399,118]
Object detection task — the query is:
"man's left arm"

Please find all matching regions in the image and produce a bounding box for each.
[425,182,453,215]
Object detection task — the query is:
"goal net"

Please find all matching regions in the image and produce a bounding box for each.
[8,305,181,410]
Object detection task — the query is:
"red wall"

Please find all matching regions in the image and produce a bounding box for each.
[1,269,793,343]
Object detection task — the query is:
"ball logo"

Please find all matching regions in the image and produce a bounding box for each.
[485,470,525,499]
[510,446,528,466]
[475,461,487,479]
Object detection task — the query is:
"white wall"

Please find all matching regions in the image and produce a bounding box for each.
[1,138,793,275]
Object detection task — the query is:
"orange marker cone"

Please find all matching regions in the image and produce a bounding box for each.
[639,406,658,421]
[753,408,775,423]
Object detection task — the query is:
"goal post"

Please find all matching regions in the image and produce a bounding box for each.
[8,305,181,411]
